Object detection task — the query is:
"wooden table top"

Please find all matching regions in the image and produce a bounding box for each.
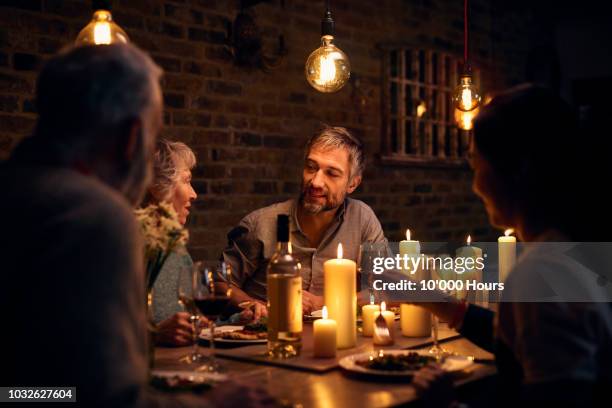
[154,327,496,408]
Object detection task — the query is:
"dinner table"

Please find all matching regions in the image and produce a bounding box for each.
[153,320,497,407]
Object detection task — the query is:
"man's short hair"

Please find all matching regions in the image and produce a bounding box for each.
[35,43,162,162]
[304,126,365,179]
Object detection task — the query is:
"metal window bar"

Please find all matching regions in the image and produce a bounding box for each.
[384,48,478,162]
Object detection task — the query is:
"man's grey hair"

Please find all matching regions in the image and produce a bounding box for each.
[304,126,365,179]
[145,139,197,204]
[35,43,162,162]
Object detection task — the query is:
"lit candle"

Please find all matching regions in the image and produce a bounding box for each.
[400,304,431,337]
[399,229,421,258]
[361,302,380,337]
[399,229,430,337]
[324,243,357,349]
[498,229,517,283]
[455,235,484,302]
[373,301,395,345]
[313,306,337,358]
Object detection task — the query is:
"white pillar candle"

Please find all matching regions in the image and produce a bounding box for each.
[400,304,431,337]
[399,229,421,260]
[373,301,396,345]
[361,303,380,337]
[398,229,430,336]
[455,235,484,303]
[498,229,517,283]
[313,306,337,358]
[324,243,357,349]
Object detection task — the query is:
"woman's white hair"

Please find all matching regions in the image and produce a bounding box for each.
[147,139,196,203]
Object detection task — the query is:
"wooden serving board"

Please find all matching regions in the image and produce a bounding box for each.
[214,323,459,373]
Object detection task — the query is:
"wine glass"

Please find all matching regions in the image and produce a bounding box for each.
[427,254,452,360]
[193,261,231,373]
[177,264,203,364]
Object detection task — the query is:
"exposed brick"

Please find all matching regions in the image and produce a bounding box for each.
[183,61,222,77]
[287,92,308,104]
[252,181,278,194]
[163,93,185,109]
[0,52,8,67]
[173,112,211,127]
[38,37,62,54]
[0,114,36,134]
[188,28,226,45]
[235,132,261,147]
[0,96,19,113]
[44,0,89,18]
[414,183,433,193]
[153,55,181,73]
[13,53,41,71]
[22,98,36,113]
[193,164,227,179]
[263,135,298,149]
[207,80,242,96]
[1,0,42,11]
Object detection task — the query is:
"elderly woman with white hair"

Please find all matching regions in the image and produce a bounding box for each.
[145,139,200,346]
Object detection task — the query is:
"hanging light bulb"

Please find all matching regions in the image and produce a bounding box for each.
[305,1,350,93]
[454,106,479,130]
[75,0,128,46]
[453,73,481,112]
[453,0,482,128]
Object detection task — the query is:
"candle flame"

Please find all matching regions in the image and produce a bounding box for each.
[381,301,386,312]
[322,305,328,320]
[467,235,472,245]
[378,349,384,357]
[504,228,514,237]
[337,243,343,259]
[406,229,411,241]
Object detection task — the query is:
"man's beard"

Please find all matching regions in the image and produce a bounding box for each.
[299,181,344,215]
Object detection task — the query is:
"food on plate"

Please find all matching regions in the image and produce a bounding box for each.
[356,352,435,371]
[214,320,268,341]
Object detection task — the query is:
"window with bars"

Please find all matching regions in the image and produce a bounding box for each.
[381,47,480,166]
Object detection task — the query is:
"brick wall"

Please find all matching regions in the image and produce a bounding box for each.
[0,0,544,261]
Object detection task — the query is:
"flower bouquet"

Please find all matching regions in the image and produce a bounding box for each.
[135,202,189,291]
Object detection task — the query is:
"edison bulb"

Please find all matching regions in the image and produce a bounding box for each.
[452,74,481,112]
[305,35,350,93]
[75,10,129,45]
[455,106,480,130]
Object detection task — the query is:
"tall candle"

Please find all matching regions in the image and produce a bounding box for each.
[399,229,421,259]
[455,235,484,302]
[324,243,357,349]
[398,228,430,336]
[361,302,380,337]
[400,304,431,337]
[373,301,396,345]
[498,229,517,283]
[313,306,337,358]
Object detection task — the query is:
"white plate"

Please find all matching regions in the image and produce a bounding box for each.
[339,350,473,377]
[200,325,267,344]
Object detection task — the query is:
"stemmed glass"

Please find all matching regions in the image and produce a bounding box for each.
[428,254,452,360]
[193,261,231,373]
[177,264,203,364]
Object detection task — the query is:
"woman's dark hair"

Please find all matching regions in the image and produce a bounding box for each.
[473,84,607,241]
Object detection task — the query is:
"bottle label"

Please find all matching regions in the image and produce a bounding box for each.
[268,275,303,333]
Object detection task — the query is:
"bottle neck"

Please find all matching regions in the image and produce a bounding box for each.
[276,241,291,255]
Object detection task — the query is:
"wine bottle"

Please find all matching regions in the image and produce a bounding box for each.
[267,214,302,358]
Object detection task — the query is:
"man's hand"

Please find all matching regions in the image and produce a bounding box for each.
[155,312,209,346]
[302,291,324,315]
[238,301,268,322]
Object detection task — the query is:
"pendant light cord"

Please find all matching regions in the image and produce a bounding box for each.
[326,0,330,13]
[464,0,469,69]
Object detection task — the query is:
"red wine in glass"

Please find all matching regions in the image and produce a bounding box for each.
[194,296,230,319]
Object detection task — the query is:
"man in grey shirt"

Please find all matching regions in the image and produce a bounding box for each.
[0,44,272,407]
[223,127,386,315]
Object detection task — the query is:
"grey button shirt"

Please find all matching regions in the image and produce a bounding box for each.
[222,198,387,299]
